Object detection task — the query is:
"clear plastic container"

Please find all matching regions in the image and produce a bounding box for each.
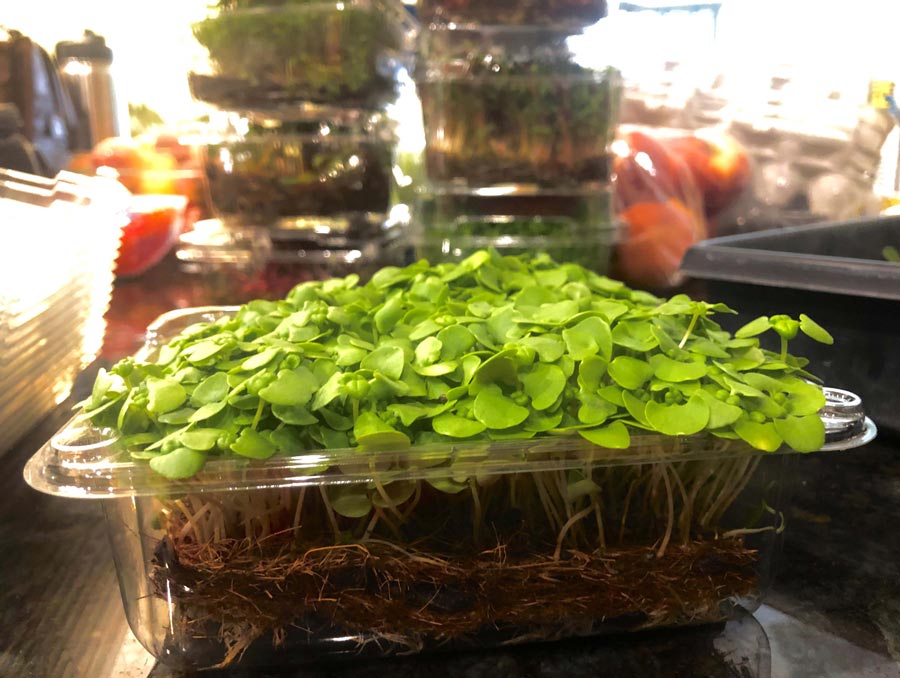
[418,184,615,236]
[24,306,875,671]
[410,185,623,274]
[396,230,619,275]
[189,0,415,110]
[177,219,397,304]
[409,185,619,273]
[417,25,622,188]
[0,169,125,452]
[202,114,395,235]
[418,0,608,28]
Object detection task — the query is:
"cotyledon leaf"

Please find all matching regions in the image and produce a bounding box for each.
[650,354,708,382]
[231,429,277,459]
[190,373,229,406]
[147,379,187,415]
[433,413,487,438]
[579,421,631,449]
[645,393,710,436]
[562,316,612,361]
[474,386,530,429]
[695,390,744,429]
[354,411,411,449]
[521,363,566,411]
[258,368,317,407]
[327,485,373,518]
[608,356,654,390]
[733,418,783,452]
[774,414,825,452]
[149,447,207,480]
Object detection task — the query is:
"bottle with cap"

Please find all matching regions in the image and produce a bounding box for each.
[55,30,121,151]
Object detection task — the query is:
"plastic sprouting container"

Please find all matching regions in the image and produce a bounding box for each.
[680,215,900,434]
[419,185,615,236]
[418,0,608,28]
[24,307,874,671]
[406,185,620,273]
[202,114,395,236]
[177,219,399,304]
[396,229,620,275]
[417,25,622,189]
[189,0,415,110]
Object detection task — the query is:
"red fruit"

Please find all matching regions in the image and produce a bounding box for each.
[612,130,704,216]
[91,137,144,192]
[154,134,189,163]
[115,195,187,278]
[615,199,701,290]
[662,130,750,218]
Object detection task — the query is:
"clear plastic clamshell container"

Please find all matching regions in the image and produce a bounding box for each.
[177,219,400,305]
[24,306,875,671]
[418,0,609,28]
[417,24,622,189]
[201,114,396,236]
[0,169,126,452]
[409,185,620,274]
[189,0,416,110]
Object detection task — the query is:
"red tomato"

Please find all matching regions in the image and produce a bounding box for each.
[154,133,196,166]
[662,130,750,218]
[615,199,699,290]
[115,195,187,278]
[612,130,704,217]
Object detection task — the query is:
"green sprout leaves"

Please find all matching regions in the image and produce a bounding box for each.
[521,364,566,411]
[146,379,186,415]
[645,394,710,436]
[474,386,530,430]
[736,313,834,361]
[433,413,486,438]
[83,249,834,481]
[149,447,207,479]
[798,315,834,345]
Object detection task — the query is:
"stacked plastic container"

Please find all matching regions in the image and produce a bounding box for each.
[0,170,125,452]
[182,0,416,299]
[410,0,623,272]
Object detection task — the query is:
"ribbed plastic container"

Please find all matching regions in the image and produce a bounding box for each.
[0,169,125,452]
[25,307,875,671]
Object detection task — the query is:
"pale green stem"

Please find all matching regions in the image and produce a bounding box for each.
[678,312,701,349]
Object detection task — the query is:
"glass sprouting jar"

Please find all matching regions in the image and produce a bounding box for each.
[24,307,875,671]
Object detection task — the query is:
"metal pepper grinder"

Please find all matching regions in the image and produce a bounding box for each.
[55,30,120,151]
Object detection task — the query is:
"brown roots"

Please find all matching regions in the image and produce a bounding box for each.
[153,534,759,668]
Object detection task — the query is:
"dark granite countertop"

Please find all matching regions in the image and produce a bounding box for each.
[1,254,898,678]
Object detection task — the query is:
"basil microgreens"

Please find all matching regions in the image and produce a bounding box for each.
[83,250,834,484]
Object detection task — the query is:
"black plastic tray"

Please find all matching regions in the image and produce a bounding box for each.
[681,215,900,433]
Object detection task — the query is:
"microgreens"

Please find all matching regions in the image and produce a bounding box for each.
[83,249,834,491]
